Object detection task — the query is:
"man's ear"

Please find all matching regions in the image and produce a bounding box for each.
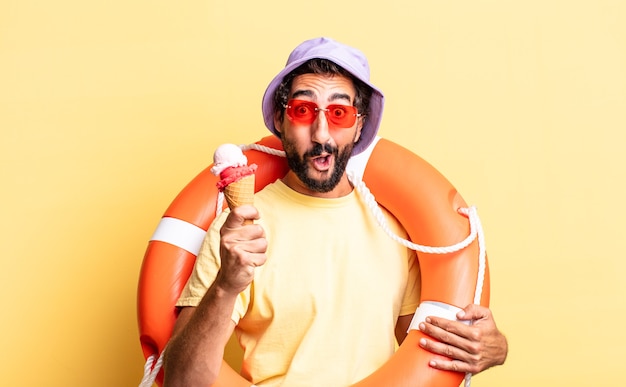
[274,111,283,134]
[354,116,364,143]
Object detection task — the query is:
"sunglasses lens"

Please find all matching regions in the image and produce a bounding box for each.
[287,100,317,125]
[326,105,356,127]
[286,100,358,128]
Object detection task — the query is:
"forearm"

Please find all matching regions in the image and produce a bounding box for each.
[163,283,238,387]
[395,314,413,344]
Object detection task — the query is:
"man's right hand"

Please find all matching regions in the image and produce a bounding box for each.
[216,204,267,294]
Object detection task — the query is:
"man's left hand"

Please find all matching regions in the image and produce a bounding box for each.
[418,304,508,374]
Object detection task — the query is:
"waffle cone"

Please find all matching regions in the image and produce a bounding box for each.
[223,174,255,224]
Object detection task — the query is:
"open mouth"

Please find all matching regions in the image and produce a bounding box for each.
[311,154,332,171]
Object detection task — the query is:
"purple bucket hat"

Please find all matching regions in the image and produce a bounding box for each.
[261,37,385,155]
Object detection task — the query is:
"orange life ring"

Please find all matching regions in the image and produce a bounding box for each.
[137,135,490,387]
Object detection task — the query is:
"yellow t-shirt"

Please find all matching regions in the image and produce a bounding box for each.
[177,180,421,387]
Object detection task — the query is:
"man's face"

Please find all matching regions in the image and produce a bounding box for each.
[274,73,364,195]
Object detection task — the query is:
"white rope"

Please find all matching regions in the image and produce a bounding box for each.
[348,171,481,255]
[464,369,473,386]
[468,206,487,306]
[463,205,487,387]
[215,191,225,218]
[138,347,166,387]
[240,143,286,157]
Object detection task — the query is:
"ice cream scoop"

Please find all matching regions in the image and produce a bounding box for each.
[211,143,249,176]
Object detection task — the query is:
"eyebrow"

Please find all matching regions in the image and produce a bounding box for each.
[291,90,353,104]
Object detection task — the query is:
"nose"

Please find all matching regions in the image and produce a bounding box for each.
[311,110,331,144]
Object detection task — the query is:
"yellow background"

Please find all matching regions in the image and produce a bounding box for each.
[1,1,625,386]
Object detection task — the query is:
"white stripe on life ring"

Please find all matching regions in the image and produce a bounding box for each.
[150,217,206,256]
[407,301,469,332]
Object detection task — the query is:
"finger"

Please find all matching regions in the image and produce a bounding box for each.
[223,205,260,228]
[459,304,494,322]
[216,243,257,274]
[423,316,471,339]
[220,231,267,272]
[229,239,268,264]
[420,336,484,374]
[418,336,472,365]
[247,251,267,268]
[419,320,475,354]
[427,358,473,373]
[221,219,266,247]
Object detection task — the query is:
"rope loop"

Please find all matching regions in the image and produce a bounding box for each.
[347,171,482,255]
[138,348,166,387]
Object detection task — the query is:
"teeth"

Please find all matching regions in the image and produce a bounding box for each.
[312,156,330,170]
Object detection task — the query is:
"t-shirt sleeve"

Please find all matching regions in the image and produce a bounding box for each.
[175,210,250,324]
[399,248,421,316]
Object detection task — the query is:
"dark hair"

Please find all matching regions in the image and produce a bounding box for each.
[273,58,373,127]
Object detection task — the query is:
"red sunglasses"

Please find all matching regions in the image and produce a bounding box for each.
[284,99,361,129]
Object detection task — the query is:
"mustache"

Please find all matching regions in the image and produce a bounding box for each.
[304,143,336,158]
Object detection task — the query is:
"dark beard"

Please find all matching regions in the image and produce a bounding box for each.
[282,140,353,193]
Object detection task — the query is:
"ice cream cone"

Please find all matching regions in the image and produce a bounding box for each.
[223,174,255,224]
